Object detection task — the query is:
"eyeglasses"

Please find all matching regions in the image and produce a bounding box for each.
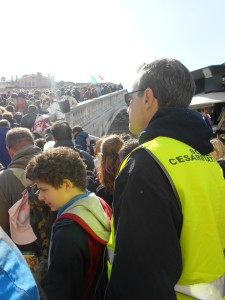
[124,89,145,106]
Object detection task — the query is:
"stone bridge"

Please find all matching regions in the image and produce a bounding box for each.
[65,89,128,137]
[65,88,225,137]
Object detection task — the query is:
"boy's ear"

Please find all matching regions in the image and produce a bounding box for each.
[63,179,73,191]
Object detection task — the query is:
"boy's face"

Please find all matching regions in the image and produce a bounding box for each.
[36,180,70,211]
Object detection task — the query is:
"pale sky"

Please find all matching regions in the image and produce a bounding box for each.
[1,0,224,89]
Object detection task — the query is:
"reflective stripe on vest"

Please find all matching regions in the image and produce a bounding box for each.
[107,247,114,264]
[107,216,115,277]
[175,273,225,299]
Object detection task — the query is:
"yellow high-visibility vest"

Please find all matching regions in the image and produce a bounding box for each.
[107,136,225,299]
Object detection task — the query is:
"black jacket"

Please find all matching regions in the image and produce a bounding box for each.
[106,108,213,300]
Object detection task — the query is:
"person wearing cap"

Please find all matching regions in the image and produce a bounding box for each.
[25,147,111,300]
[0,127,41,237]
[106,59,225,300]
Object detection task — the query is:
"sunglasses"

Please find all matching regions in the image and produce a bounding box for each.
[124,89,145,106]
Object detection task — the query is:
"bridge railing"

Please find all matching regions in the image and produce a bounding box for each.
[65,89,127,137]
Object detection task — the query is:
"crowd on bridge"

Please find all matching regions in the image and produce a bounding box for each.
[0,59,225,300]
[0,82,124,109]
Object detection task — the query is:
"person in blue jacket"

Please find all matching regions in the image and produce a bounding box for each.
[0,226,40,300]
[72,125,90,152]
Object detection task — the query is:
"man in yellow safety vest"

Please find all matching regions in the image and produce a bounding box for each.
[106,59,225,300]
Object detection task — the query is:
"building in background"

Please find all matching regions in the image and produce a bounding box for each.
[0,73,56,93]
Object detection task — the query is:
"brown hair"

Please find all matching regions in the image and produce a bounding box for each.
[97,135,123,193]
[6,127,34,150]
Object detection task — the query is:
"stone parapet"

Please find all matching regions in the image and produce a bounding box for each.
[65,89,127,137]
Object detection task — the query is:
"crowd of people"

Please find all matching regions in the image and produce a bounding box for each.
[0,58,225,300]
[0,82,124,113]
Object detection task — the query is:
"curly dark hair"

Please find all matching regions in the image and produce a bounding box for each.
[25,147,87,190]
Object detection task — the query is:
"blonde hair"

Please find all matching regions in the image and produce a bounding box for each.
[211,138,225,159]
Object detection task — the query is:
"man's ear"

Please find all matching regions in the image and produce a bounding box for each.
[144,88,155,105]
[143,88,159,121]
[7,147,15,158]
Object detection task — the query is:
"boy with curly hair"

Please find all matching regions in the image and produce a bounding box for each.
[25,147,111,300]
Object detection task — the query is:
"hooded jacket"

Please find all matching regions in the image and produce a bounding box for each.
[75,131,89,151]
[106,108,216,300]
[41,193,111,300]
[0,144,41,236]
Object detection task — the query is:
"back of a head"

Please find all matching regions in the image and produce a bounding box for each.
[119,138,139,161]
[211,138,225,159]
[0,106,7,114]
[28,105,38,114]
[51,120,72,141]
[6,105,15,114]
[35,138,46,151]
[98,135,124,192]
[65,90,72,96]
[6,127,34,151]
[72,125,83,134]
[136,58,195,108]
[13,112,23,124]
[101,135,124,157]
[11,93,18,99]
[0,119,10,128]
[18,92,25,98]
[3,112,13,123]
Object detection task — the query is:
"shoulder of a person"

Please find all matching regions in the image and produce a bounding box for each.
[122,147,154,169]
[54,218,88,240]
[0,168,16,180]
[52,219,90,254]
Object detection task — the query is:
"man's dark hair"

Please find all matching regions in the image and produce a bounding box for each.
[25,147,87,190]
[6,105,15,114]
[6,127,34,150]
[35,138,46,151]
[0,119,10,128]
[119,138,139,161]
[11,93,18,99]
[14,112,23,124]
[72,125,83,134]
[51,121,72,140]
[2,112,13,123]
[135,58,195,108]
[28,105,38,113]
[65,90,72,96]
